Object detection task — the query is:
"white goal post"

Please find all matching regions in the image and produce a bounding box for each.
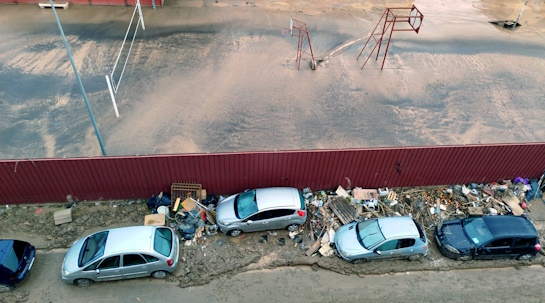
[106,0,145,118]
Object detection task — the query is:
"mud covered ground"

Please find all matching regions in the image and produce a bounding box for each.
[1,198,544,290]
[1,0,545,159]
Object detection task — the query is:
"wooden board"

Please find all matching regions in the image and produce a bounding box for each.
[328,197,357,225]
[502,194,524,216]
[305,240,321,256]
[468,206,484,216]
[173,197,181,212]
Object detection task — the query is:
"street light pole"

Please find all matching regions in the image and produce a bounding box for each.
[48,0,107,156]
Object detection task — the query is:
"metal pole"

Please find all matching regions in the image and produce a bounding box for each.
[49,0,107,156]
[512,0,529,30]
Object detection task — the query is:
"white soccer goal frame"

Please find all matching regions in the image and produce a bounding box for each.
[106,0,145,117]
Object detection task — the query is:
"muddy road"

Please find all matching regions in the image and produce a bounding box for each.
[4,252,545,303]
[1,0,545,159]
[1,199,544,292]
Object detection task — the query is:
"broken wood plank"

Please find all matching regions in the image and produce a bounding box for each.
[328,197,357,224]
[502,194,524,216]
[306,241,321,256]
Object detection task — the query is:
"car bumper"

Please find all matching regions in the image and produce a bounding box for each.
[434,229,465,260]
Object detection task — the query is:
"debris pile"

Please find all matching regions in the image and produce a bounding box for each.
[303,177,542,257]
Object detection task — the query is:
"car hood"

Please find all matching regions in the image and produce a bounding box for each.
[335,222,367,256]
[63,237,85,274]
[216,194,239,223]
[440,220,474,250]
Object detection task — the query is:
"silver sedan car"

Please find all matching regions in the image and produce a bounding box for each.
[62,226,179,286]
[216,187,307,236]
[334,216,428,263]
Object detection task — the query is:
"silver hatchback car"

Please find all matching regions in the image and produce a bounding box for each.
[334,216,428,263]
[62,226,179,286]
[216,187,307,236]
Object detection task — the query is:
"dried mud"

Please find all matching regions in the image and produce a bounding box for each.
[1,200,543,290]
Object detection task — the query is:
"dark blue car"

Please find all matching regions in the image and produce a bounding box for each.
[435,215,541,261]
[0,240,36,291]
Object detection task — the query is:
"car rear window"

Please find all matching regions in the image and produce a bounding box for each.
[413,219,426,241]
[1,247,20,273]
[154,228,173,257]
[299,191,306,210]
[79,231,108,267]
[235,189,257,219]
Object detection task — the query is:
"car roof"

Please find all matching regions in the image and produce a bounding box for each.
[256,187,299,211]
[377,217,419,239]
[103,226,157,255]
[483,215,538,238]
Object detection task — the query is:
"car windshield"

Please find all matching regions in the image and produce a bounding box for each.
[356,220,385,249]
[462,218,494,245]
[154,228,173,257]
[79,231,108,267]
[235,189,257,219]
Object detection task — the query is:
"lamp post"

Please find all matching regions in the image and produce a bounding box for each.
[49,0,107,156]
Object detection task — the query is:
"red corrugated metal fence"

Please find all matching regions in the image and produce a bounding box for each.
[1,143,545,204]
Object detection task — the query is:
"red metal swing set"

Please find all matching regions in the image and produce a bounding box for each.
[357,5,424,70]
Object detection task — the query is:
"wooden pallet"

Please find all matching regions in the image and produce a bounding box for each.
[171,182,202,207]
[328,197,357,225]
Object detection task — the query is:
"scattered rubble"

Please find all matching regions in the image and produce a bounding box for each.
[302,178,542,258]
[0,179,543,290]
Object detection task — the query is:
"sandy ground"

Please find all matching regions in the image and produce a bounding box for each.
[0,0,544,159]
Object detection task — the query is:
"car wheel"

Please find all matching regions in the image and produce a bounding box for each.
[229,229,242,237]
[456,255,473,261]
[350,258,367,264]
[286,224,300,232]
[0,284,14,292]
[151,270,169,279]
[73,278,94,287]
[408,254,423,261]
[518,254,533,261]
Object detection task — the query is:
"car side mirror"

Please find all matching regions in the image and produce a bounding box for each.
[375,249,382,255]
[96,269,100,274]
[247,220,253,224]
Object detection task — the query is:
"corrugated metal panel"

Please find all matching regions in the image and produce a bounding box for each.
[2,143,545,204]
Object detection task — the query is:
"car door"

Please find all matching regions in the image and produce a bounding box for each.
[511,237,535,258]
[243,211,272,232]
[95,255,122,281]
[395,238,417,257]
[142,254,161,274]
[373,239,402,260]
[121,254,149,279]
[268,209,296,230]
[479,238,514,259]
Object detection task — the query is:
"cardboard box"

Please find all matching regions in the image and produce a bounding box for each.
[54,208,72,225]
[144,214,165,226]
[353,188,378,200]
[201,189,207,200]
